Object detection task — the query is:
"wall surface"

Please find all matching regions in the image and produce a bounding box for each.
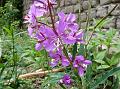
[23,0,32,15]
[23,0,120,29]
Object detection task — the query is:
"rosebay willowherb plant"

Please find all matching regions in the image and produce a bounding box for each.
[25,0,120,89]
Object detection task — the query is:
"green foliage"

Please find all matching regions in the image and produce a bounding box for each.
[0,1,120,89]
[89,67,120,89]
[0,1,50,89]
[0,2,19,29]
[41,72,64,88]
[83,16,120,89]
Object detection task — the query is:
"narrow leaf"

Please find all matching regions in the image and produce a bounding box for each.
[97,65,110,70]
[89,67,120,89]
[72,43,77,60]
[78,44,85,55]
[111,77,119,89]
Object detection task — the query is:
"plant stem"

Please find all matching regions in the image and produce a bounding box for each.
[47,0,72,65]
[59,83,67,89]
[84,0,91,57]
[86,5,118,46]
[72,43,77,61]
[11,24,17,86]
[47,0,58,36]
[63,46,72,65]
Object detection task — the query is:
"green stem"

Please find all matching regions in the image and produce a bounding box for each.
[59,83,67,89]
[84,0,92,57]
[63,46,72,65]
[86,5,118,46]
[11,24,17,86]
[72,43,77,61]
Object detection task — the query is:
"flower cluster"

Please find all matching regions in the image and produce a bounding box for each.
[59,74,72,85]
[25,0,92,84]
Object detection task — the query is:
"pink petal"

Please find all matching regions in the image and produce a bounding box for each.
[35,43,42,51]
[43,40,56,52]
[83,60,92,65]
[50,59,59,67]
[66,13,76,22]
[28,27,34,37]
[63,36,76,44]
[78,67,84,76]
[58,12,66,20]
[62,58,70,67]
[76,55,85,61]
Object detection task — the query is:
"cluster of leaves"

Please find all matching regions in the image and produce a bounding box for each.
[0,1,50,89]
[84,18,120,89]
[0,0,23,27]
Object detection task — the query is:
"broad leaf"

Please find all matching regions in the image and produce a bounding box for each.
[96,51,106,60]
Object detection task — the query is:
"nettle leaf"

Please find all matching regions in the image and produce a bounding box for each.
[97,65,110,70]
[89,67,120,89]
[96,51,106,60]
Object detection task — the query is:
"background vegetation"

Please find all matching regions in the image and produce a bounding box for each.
[0,0,120,89]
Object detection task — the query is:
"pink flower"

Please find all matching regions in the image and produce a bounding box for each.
[56,12,84,44]
[73,55,92,76]
[49,49,70,67]
[59,74,72,85]
[25,0,56,37]
[33,12,85,51]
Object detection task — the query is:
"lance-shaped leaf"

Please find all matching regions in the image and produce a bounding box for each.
[89,67,120,89]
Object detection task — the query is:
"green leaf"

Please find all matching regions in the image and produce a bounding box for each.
[109,52,120,66]
[94,60,105,64]
[85,55,93,89]
[41,72,64,88]
[89,67,120,89]
[3,27,11,35]
[106,28,116,39]
[0,38,2,58]
[96,51,106,60]
[111,77,119,89]
[78,44,85,55]
[63,46,69,59]
[97,65,110,70]
[72,43,77,60]
[0,64,4,68]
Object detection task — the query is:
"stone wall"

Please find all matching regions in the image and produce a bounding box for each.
[23,0,120,29]
[23,0,32,15]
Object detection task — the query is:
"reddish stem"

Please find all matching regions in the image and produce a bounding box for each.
[47,0,58,36]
